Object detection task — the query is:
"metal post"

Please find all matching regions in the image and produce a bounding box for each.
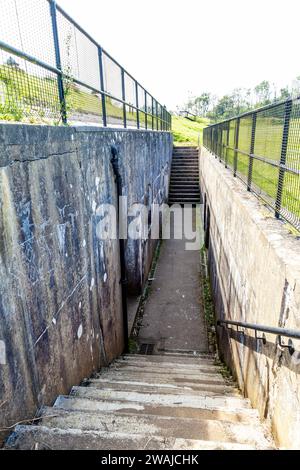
[135,81,140,129]
[121,68,126,128]
[275,99,292,218]
[247,113,257,191]
[233,118,240,177]
[49,0,67,124]
[219,126,223,162]
[152,97,154,130]
[156,102,159,130]
[98,47,107,127]
[144,90,147,130]
[225,121,230,168]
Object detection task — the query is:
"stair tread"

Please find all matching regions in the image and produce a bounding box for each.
[86,380,239,397]
[39,408,272,447]
[5,425,272,450]
[69,386,252,410]
[53,395,260,424]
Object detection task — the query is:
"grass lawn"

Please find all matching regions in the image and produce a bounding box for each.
[172,115,210,146]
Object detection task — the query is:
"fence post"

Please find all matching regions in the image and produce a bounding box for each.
[135,82,140,129]
[144,90,147,130]
[225,121,230,168]
[152,98,154,130]
[121,68,126,128]
[233,118,240,176]
[247,113,257,191]
[98,47,107,127]
[275,99,292,219]
[49,0,67,124]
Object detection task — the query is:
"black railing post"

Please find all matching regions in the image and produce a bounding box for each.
[98,47,107,127]
[247,113,257,191]
[219,125,223,162]
[152,98,154,130]
[135,82,140,129]
[121,68,126,129]
[49,0,67,124]
[144,90,148,130]
[156,102,159,130]
[233,118,240,177]
[225,121,230,168]
[275,99,292,219]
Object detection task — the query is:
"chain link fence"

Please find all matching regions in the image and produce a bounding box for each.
[0,0,171,130]
[203,98,300,232]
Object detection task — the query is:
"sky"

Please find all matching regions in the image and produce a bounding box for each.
[57,0,300,110]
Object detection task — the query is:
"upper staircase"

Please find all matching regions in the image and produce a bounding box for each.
[169,146,200,205]
[5,352,275,450]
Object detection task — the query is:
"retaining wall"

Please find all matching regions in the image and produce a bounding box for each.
[200,146,300,449]
[0,124,172,437]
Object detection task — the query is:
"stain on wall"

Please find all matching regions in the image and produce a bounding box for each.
[0,124,172,438]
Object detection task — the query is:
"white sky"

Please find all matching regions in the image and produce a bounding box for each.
[58,0,300,110]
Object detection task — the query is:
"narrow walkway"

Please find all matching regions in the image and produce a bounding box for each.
[138,238,208,353]
[138,145,207,353]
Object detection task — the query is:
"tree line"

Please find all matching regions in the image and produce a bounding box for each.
[181,78,300,122]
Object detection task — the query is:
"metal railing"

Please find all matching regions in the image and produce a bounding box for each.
[0,0,171,130]
[203,98,300,232]
[218,319,300,355]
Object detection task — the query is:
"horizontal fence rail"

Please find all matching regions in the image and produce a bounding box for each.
[203,98,300,232]
[0,0,171,130]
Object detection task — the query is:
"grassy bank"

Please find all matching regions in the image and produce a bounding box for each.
[172,115,210,146]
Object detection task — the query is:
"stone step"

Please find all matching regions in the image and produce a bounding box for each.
[53,395,259,424]
[96,369,226,385]
[169,201,200,205]
[169,189,200,195]
[169,197,200,203]
[39,408,272,447]
[115,356,217,369]
[102,363,225,379]
[121,353,216,365]
[86,380,239,397]
[155,349,214,357]
[70,386,252,410]
[5,425,268,450]
[169,188,200,193]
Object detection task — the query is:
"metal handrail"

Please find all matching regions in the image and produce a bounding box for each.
[217,320,300,353]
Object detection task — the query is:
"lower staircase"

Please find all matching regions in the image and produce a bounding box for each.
[5,352,274,450]
[169,146,200,205]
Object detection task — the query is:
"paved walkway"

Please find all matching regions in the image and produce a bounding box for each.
[138,236,209,353]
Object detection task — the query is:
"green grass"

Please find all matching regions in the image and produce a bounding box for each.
[172,115,210,146]
[212,117,300,226]
[0,64,129,124]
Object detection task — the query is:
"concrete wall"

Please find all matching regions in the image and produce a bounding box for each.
[200,147,300,449]
[0,124,172,436]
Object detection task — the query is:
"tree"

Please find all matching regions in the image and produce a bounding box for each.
[254,80,271,105]
[194,92,211,116]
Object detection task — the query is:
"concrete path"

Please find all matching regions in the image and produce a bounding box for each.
[137,237,209,353]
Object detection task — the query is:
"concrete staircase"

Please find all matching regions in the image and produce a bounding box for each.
[5,353,274,450]
[169,146,200,205]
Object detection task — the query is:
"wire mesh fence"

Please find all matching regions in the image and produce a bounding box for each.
[0,0,171,130]
[203,98,300,232]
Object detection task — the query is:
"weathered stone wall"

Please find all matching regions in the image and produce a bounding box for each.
[200,147,300,449]
[0,124,172,437]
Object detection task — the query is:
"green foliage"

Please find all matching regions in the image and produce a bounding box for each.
[183,76,300,124]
